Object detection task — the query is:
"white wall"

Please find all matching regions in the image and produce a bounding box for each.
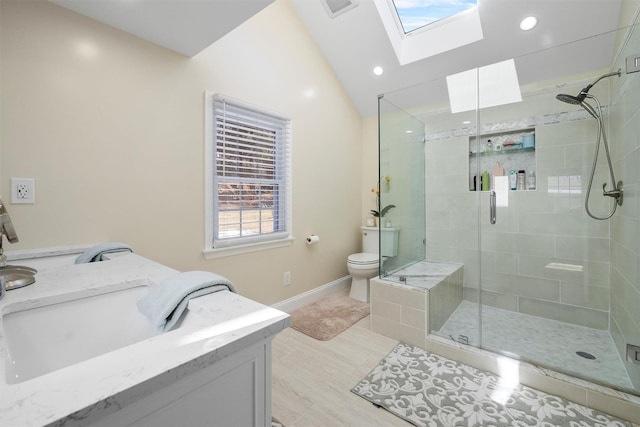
[0,0,364,305]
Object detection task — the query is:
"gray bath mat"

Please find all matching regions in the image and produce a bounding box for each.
[352,343,631,427]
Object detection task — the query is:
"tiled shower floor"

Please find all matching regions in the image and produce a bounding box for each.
[435,300,634,392]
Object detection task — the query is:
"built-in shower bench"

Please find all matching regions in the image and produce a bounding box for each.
[370,260,463,349]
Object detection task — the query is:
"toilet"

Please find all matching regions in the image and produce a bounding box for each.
[348,226,399,302]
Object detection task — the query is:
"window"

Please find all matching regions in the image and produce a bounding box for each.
[204,93,292,256]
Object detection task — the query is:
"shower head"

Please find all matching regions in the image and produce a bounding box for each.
[555,93,583,105]
[556,83,595,105]
[555,69,621,106]
[556,92,598,118]
[555,69,621,119]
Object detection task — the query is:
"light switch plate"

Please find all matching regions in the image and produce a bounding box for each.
[626,54,640,74]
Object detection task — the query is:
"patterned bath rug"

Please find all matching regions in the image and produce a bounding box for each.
[352,343,632,427]
[290,292,369,341]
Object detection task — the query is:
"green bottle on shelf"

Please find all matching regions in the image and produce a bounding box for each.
[481,171,490,191]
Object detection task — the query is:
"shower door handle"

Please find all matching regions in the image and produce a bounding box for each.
[489,190,497,224]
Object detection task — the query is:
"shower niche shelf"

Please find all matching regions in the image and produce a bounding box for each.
[469,146,535,157]
[468,127,536,192]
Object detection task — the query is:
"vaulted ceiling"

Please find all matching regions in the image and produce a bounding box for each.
[50,0,626,117]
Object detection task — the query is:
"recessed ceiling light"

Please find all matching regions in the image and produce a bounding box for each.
[373,66,384,76]
[405,130,413,133]
[462,120,471,124]
[520,16,537,31]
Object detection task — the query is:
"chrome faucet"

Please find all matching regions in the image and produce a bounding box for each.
[0,198,19,268]
[0,197,36,300]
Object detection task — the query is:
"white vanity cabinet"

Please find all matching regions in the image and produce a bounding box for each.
[93,339,274,427]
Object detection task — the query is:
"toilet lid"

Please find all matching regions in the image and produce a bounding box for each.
[347,252,379,265]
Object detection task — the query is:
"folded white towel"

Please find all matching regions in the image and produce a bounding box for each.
[137,271,236,332]
[75,242,133,264]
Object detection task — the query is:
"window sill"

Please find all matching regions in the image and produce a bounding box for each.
[203,237,295,260]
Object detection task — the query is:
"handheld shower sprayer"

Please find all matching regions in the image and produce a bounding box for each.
[555,70,621,108]
[555,69,623,220]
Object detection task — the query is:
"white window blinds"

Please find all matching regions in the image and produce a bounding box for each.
[211,94,292,249]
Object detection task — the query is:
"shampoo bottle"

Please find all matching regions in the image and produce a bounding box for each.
[517,170,526,190]
[481,171,490,191]
[527,170,536,190]
[509,170,517,190]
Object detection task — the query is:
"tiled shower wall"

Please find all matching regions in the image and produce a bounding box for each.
[609,22,640,390]
[422,80,616,331]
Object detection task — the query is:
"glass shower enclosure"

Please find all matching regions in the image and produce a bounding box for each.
[378,22,640,396]
[377,97,426,276]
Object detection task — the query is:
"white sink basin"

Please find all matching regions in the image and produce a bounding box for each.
[3,285,159,384]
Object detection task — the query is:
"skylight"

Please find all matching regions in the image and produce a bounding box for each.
[392,0,478,34]
[446,59,522,114]
[373,0,483,66]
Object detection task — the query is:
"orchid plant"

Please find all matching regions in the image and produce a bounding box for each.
[370,184,395,218]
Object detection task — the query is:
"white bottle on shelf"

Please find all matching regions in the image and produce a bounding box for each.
[517,170,526,190]
[509,170,517,190]
[527,170,536,190]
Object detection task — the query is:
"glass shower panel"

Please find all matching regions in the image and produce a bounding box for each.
[609,21,640,395]
[378,97,426,276]
[418,75,482,347]
[379,77,482,349]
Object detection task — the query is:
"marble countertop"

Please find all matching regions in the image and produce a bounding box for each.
[381,260,464,291]
[0,252,290,427]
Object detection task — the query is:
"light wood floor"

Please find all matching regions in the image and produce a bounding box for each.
[271,315,411,427]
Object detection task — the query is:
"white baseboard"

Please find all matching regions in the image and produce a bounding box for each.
[271,276,351,313]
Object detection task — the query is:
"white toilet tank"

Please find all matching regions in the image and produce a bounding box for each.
[361,226,399,257]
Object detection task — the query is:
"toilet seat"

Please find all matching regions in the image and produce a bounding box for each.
[347,252,379,266]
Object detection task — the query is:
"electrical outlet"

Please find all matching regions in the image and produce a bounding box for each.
[283,271,291,286]
[11,178,35,204]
